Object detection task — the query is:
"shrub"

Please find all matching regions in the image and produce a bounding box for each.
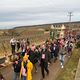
[76,41,80,48]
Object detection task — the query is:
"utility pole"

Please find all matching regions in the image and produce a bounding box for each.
[68,12,73,39]
[68,12,73,22]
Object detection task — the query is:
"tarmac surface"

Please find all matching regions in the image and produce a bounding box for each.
[0,56,68,80]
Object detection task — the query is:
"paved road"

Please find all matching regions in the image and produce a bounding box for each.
[0,56,68,80]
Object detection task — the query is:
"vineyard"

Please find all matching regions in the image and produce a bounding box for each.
[0,26,50,57]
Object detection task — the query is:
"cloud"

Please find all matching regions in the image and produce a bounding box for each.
[0,0,80,29]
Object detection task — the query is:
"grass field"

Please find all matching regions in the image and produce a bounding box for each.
[56,48,80,80]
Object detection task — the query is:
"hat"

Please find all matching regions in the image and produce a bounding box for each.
[23,54,29,60]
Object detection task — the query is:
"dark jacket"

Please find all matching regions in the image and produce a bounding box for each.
[13,60,21,73]
[29,50,38,64]
[52,45,59,57]
[40,49,49,63]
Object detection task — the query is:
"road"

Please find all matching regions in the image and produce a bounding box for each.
[0,56,69,80]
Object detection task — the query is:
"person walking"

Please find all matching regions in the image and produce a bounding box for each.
[10,37,16,54]
[67,41,73,57]
[16,39,20,52]
[20,54,33,80]
[26,38,30,46]
[59,45,66,68]
[40,44,49,80]
[28,45,38,73]
[21,39,26,53]
[12,56,21,80]
[53,43,59,62]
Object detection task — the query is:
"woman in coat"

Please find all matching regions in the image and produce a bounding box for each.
[20,54,33,80]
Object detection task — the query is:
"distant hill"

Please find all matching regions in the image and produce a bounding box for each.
[14,21,80,29]
[0,21,80,37]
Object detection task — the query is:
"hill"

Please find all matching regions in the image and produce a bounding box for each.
[0,21,80,56]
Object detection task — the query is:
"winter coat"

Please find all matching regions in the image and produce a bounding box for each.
[13,60,21,73]
[20,60,33,80]
[40,49,49,63]
[29,49,39,64]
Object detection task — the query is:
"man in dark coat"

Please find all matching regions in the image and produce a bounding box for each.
[52,43,59,62]
[40,44,49,80]
[28,45,38,72]
[12,57,21,80]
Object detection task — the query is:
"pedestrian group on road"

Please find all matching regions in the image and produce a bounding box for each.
[0,37,74,80]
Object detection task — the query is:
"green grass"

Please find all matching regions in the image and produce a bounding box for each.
[56,49,80,80]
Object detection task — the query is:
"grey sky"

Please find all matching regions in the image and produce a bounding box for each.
[0,0,80,29]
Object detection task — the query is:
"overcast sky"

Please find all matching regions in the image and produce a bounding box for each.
[0,0,80,29]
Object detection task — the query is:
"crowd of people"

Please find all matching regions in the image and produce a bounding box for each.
[9,37,74,80]
[10,38,30,55]
[0,37,74,80]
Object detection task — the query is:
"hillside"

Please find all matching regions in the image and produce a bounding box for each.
[0,21,80,56]
[0,26,50,56]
